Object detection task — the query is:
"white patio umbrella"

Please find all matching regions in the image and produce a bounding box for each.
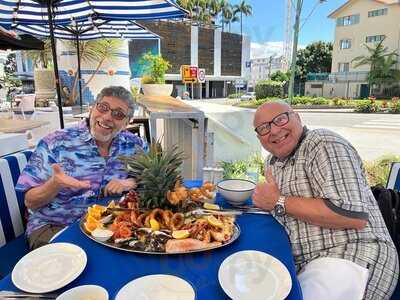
[0,0,187,128]
[15,20,160,111]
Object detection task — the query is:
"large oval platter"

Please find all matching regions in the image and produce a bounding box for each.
[79,217,241,255]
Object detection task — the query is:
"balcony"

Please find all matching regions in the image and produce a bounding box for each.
[307,73,329,81]
[307,71,368,82]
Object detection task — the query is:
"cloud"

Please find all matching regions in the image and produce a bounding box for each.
[250,41,305,59]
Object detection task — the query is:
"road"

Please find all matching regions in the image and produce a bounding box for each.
[298,111,400,161]
[188,99,400,162]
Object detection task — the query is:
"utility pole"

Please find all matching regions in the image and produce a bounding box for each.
[268,56,273,79]
[288,0,303,103]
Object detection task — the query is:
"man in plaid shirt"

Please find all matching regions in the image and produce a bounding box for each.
[252,101,398,300]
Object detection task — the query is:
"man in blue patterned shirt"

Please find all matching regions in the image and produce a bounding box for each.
[16,86,147,249]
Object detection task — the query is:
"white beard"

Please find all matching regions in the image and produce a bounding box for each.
[89,117,122,143]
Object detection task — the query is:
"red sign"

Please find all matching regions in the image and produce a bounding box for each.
[181,65,198,83]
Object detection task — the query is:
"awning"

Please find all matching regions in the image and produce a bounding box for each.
[0,30,43,50]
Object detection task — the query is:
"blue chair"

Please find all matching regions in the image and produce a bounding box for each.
[386,162,400,299]
[0,150,32,278]
[387,162,400,191]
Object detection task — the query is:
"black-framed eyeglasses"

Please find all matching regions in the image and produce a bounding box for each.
[95,102,128,121]
[254,112,292,136]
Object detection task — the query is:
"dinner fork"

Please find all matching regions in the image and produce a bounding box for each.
[0,291,58,299]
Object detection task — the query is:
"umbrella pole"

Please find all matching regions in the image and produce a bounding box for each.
[47,0,64,129]
[75,32,83,113]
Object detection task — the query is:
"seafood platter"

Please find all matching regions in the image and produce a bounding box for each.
[80,182,240,254]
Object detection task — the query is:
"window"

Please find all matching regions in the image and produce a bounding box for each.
[368,8,388,17]
[366,35,385,43]
[340,39,352,49]
[337,14,360,26]
[311,84,323,89]
[338,63,349,73]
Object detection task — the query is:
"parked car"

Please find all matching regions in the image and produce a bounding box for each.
[240,92,256,101]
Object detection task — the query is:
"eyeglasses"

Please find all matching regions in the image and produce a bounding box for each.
[254,112,292,136]
[95,102,128,121]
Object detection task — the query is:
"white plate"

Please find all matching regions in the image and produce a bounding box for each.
[218,250,292,300]
[12,242,87,293]
[56,285,108,300]
[115,274,195,300]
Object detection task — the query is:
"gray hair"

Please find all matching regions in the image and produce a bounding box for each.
[95,86,135,119]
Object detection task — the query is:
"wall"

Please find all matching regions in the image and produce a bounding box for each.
[221,32,242,76]
[142,21,191,74]
[198,27,214,75]
[305,81,362,98]
[57,40,130,104]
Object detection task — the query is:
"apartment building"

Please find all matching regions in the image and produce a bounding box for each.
[305,0,400,98]
[249,56,285,88]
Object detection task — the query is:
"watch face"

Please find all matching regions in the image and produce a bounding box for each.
[275,204,285,216]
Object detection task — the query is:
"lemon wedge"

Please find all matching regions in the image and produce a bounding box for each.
[206,215,224,228]
[203,203,220,210]
[172,230,190,239]
[150,218,160,231]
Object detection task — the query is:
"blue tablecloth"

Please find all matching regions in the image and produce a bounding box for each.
[0,181,303,300]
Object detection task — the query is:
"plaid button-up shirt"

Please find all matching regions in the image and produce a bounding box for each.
[266,127,398,299]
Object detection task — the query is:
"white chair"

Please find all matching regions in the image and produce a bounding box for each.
[386,162,400,190]
[12,94,35,119]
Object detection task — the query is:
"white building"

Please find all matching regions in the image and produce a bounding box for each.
[305,0,400,99]
[249,56,285,88]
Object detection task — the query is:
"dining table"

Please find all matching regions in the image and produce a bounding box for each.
[0,180,303,300]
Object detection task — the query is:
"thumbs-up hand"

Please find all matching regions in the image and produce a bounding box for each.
[251,168,281,211]
[50,164,91,190]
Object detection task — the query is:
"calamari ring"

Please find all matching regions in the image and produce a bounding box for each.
[144,214,152,228]
[162,210,174,228]
[200,187,214,199]
[171,213,185,230]
[136,212,149,227]
[150,208,164,223]
[202,181,215,191]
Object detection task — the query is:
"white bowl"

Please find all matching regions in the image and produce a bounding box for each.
[91,228,113,242]
[56,285,108,300]
[217,179,256,206]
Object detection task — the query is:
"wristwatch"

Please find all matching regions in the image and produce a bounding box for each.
[274,196,286,216]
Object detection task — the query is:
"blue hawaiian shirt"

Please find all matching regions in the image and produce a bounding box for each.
[16,120,147,235]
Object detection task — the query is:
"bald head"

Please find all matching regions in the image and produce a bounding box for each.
[253,101,303,159]
[253,101,294,128]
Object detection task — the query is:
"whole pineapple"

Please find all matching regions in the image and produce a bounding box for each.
[120,141,184,209]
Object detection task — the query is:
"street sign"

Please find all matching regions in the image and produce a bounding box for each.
[245,61,251,68]
[197,68,206,83]
[181,65,198,83]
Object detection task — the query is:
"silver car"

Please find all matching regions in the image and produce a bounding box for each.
[240,92,256,101]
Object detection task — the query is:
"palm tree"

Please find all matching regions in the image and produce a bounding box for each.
[233,0,252,36]
[352,39,400,95]
[229,14,240,33]
[22,39,52,68]
[221,2,233,32]
[63,39,123,105]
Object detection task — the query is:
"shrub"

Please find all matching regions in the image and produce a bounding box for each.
[311,97,329,105]
[219,153,265,182]
[364,155,400,186]
[355,100,380,113]
[255,80,284,99]
[389,99,400,113]
[228,92,244,99]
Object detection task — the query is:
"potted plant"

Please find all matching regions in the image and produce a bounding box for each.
[140,52,173,97]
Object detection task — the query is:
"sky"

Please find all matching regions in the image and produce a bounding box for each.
[228,0,348,58]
